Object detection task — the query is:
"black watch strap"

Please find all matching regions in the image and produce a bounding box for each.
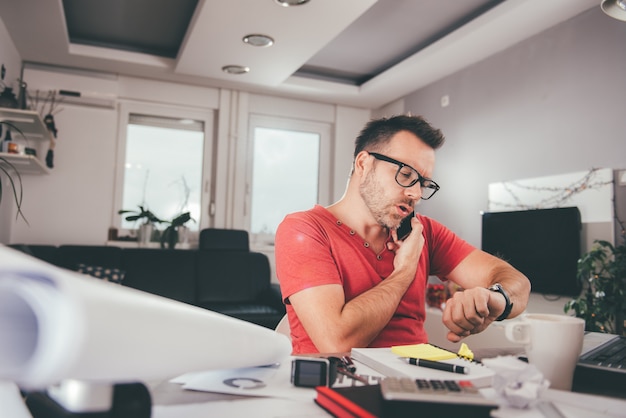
[488,283,513,321]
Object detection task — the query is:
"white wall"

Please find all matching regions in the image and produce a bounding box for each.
[394,8,626,314]
[11,104,118,245]
[401,7,626,249]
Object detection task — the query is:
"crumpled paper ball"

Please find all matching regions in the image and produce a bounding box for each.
[482,355,550,408]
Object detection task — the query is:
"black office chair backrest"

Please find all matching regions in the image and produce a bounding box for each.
[199,228,249,251]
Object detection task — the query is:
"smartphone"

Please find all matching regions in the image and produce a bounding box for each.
[397,212,415,240]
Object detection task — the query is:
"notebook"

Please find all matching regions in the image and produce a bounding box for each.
[350,344,495,388]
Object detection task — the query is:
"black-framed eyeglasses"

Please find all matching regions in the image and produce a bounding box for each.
[368,152,440,200]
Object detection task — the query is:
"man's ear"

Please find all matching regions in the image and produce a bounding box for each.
[353,151,371,177]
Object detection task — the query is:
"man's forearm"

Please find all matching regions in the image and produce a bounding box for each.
[319,268,415,352]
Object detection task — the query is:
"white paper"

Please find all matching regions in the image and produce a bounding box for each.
[482,356,548,409]
[0,245,292,389]
[179,362,314,401]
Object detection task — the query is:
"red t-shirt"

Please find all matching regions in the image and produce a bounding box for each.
[275,205,475,354]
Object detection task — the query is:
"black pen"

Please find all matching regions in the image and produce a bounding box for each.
[405,358,468,375]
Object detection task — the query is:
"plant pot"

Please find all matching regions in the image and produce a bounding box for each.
[160,226,176,249]
[137,223,153,246]
[178,225,189,244]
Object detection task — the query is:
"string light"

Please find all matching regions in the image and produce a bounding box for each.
[489,168,612,210]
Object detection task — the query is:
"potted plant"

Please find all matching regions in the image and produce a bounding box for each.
[564,239,626,335]
[160,212,195,249]
[118,206,163,244]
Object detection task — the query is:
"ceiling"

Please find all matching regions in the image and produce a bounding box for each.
[0,0,599,109]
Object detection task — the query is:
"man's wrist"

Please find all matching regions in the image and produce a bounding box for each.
[488,283,513,321]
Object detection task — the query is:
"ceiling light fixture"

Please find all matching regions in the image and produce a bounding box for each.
[274,0,310,7]
[243,34,274,48]
[222,65,250,75]
[601,0,626,21]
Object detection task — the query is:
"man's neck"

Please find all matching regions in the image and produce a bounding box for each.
[326,200,389,249]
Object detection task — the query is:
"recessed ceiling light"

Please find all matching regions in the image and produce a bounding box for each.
[601,0,626,21]
[243,34,274,48]
[274,0,310,7]
[222,65,250,75]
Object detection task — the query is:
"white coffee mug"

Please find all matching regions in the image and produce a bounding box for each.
[505,314,585,391]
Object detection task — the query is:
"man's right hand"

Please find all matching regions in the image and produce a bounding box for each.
[389,216,424,276]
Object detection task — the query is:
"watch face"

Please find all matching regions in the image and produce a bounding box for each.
[291,358,329,387]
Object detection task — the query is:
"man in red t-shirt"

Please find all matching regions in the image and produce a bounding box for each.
[275,115,530,354]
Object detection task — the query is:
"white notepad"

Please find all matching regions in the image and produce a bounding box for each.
[351,347,495,388]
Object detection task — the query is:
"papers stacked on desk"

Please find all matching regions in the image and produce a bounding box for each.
[351,344,495,388]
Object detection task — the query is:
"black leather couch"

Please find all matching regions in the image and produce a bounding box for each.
[9,229,286,329]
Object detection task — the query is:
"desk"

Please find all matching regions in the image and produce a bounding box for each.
[151,381,329,418]
[4,351,626,418]
[156,355,626,418]
[149,355,626,418]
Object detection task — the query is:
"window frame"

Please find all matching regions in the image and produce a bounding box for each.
[113,102,215,240]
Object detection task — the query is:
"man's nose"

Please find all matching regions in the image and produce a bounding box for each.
[404,183,422,200]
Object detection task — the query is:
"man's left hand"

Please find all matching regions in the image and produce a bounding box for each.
[441,287,505,342]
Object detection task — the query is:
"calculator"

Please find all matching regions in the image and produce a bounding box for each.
[380,377,499,408]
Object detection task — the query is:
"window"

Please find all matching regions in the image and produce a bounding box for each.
[246,115,331,243]
[115,104,214,234]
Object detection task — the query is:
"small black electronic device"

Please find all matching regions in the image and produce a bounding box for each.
[397,212,415,240]
[291,357,338,388]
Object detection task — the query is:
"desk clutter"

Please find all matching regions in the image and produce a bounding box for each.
[169,341,626,418]
[351,343,495,389]
[168,344,533,418]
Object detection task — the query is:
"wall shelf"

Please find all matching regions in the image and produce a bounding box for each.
[0,153,50,175]
[0,108,53,175]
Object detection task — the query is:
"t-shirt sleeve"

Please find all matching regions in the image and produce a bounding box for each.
[275,212,342,303]
[419,214,475,279]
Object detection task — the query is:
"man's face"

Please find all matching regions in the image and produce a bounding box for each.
[359,131,436,229]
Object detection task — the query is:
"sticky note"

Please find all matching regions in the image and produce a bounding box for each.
[458,343,474,361]
[391,343,457,360]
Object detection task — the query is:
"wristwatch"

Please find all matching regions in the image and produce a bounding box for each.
[488,283,513,321]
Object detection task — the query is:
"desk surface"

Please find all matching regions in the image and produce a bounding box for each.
[4,346,626,418]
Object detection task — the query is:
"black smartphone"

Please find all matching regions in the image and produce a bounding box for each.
[397,212,415,240]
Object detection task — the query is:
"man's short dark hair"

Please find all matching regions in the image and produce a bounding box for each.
[353,114,445,159]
